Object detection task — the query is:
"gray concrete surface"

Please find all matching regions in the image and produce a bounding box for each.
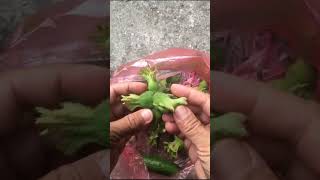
[110,0,210,71]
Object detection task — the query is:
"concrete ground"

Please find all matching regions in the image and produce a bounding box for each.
[110,0,210,71]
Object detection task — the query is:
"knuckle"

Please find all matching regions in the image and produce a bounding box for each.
[181,112,201,136]
[126,112,140,131]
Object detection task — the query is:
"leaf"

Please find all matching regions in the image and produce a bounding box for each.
[164,136,184,158]
[36,100,109,155]
[91,24,109,53]
[198,80,208,92]
[211,113,248,144]
[270,59,316,99]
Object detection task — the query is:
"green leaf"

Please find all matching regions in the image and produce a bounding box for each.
[36,100,109,155]
[140,67,159,91]
[164,136,184,158]
[121,91,155,111]
[91,24,109,53]
[153,92,187,112]
[198,80,208,92]
[121,67,189,157]
[166,74,182,86]
[270,59,316,99]
[211,113,248,145]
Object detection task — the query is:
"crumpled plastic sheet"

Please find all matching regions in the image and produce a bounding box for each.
[0,0,108,71]
[213,30,292,82]
[110,48,210,179]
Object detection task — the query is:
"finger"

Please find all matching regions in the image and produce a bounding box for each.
[213,139,279,180]
[40,150,108,180]
[177,132,185,140]
[171,84,210,116]
[187,105,210,125]
[173,106,209,148]
[111,102,128,120]
[165,122,180,134]
[247,135,292,172]
[199,113,210,124]
[187,105,202,114]
[162,114,174,122]
[195,160,207,179]
[186,143,198,163]
[184,139,192,150]
[0,64,107,134]
[213,71,320,174]
[110,109,153,145]
[110,82,146,104]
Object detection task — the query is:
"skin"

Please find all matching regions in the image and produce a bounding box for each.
[109,83,211,179]
[213,71,320,180]
[0,65,210,179]
[0,64,108,180]
[109,82,153,171]
[162,84,210,179]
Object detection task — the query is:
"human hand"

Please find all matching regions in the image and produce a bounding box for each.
[109,82,153,171]
[213,71,320,180]
[0,64,108,180]
[162,84,210,179]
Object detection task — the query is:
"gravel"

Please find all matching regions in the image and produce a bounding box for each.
[110,0,210,71]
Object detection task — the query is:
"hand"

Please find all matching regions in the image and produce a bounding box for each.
[109,82,153,172]
[0,65,108,180]
[162,84,210,179]
[213,71,320,180]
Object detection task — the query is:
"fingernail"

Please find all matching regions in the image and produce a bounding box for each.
[141,109,153,125]
[174,106,188,121]
[171,83,183,88]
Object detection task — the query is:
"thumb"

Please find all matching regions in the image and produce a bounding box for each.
[173,106,208,147]
[40,150,109,180]
[214,139,279,180]
[110,109,153,145]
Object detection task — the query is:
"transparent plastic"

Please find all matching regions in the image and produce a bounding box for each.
[110,48,210,179]
[0,0,107,71]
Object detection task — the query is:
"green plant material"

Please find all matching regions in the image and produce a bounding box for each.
[121,91,186,113]
[271,59,316,99]
[164,136,184,158]
[36,100,109,155]
[143,155,179,176]
[158,74,182,93]
[121,91,155,111]
[148,109,163,146]
[140,67,159,91]
[153,92,187,112]
[158,79,168,92]
[166,74,182,85]
[121,67,188,158]
[92,24,109,53]
[198,80,208,92]
[211,112,248,145]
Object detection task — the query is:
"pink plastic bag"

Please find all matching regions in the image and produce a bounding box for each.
[110,48,210,179]
[213,30,291,81]
[0,0,107,71]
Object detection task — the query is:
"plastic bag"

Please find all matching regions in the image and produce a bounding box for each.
[110,48,210,179]
[213,30,291,81]
[0,0,108,71]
